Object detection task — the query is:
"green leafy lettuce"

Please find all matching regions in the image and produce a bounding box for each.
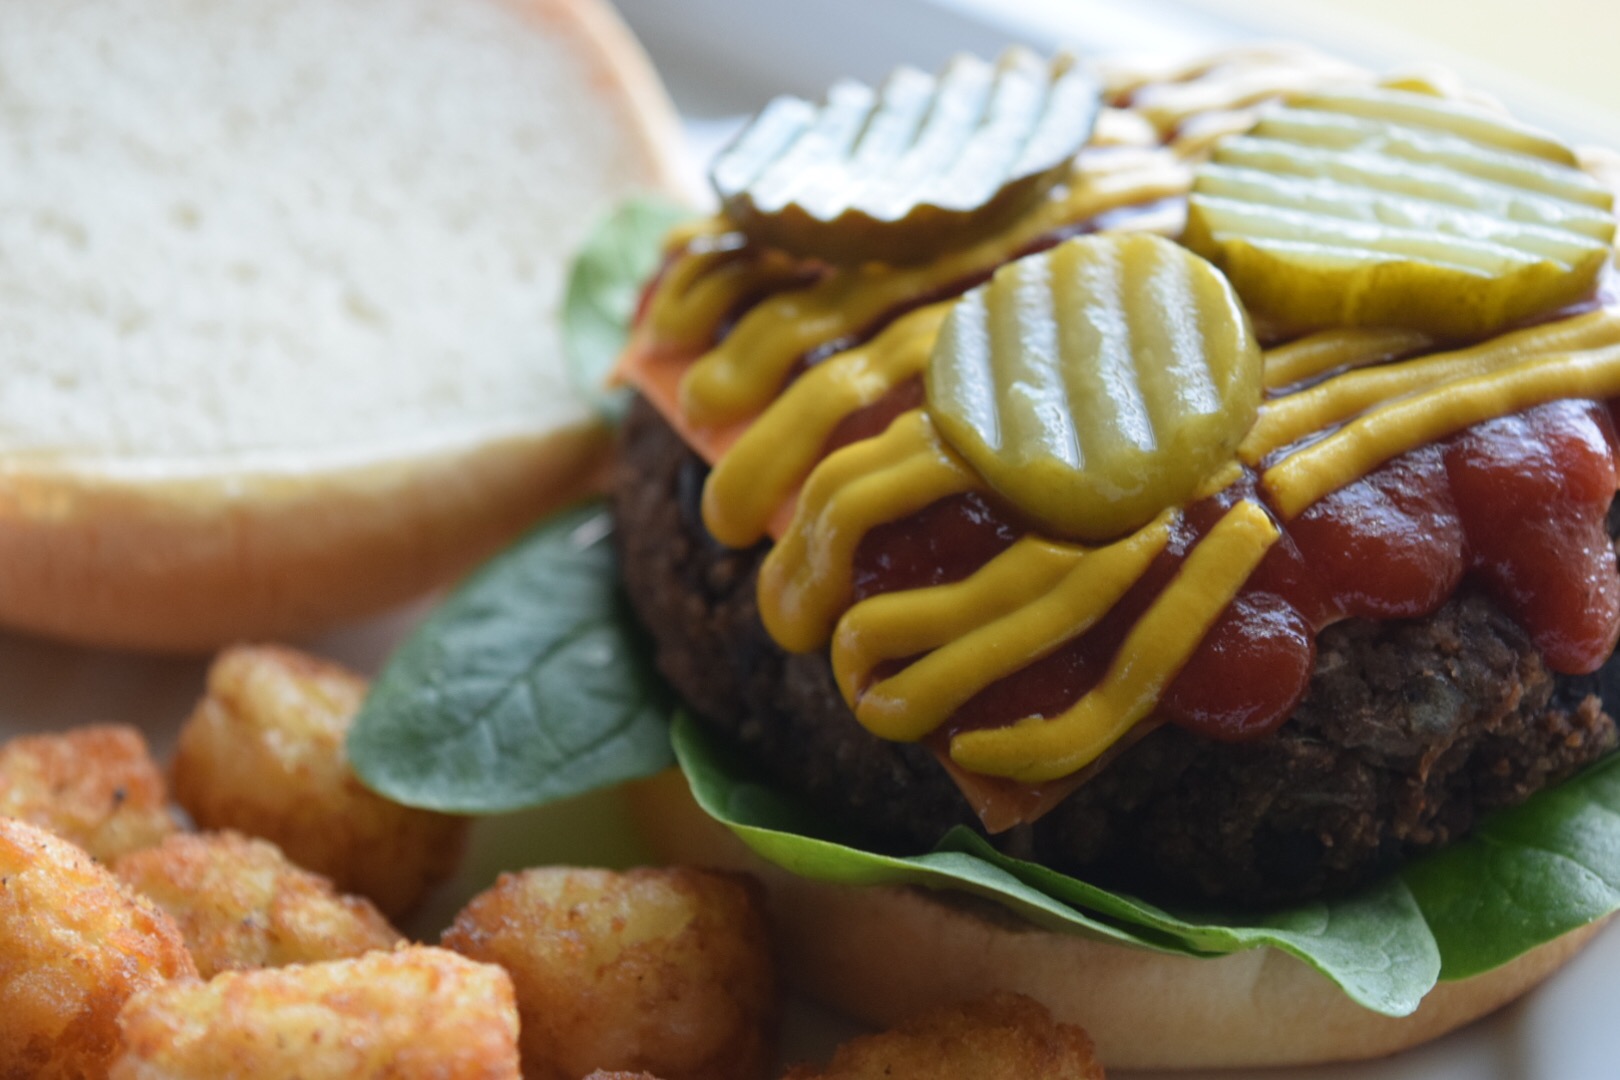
[561,194,690,419]
[349,505,674,814]
[672,710,1441,1015]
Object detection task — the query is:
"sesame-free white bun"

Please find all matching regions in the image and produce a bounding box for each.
[0,0,681,651]
[629,770,1608,1071]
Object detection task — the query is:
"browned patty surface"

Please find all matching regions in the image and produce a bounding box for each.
[613,397,1620,905]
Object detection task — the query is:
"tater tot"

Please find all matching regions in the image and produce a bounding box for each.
[781,993,1104,1080]
[0,724,177,861]
[0,818,196,1079]
[442,867,776,1080]
[112,946,521,1080]
[114,830,402,978]
[171,644,467,918]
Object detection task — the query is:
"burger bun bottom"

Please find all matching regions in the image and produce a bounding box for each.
[628,769,1607,1070]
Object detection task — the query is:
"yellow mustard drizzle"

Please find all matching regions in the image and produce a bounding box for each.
[1264,341,1620,518]
[666,155,1193,428]
[1110,46,1368,147]
[693,304,1620,783]
[949,499,1279,783]
[1262,327,1435,391]
[737,306,1620,782]
[702,303,949,548]
[1241,309,1620,462]
[836,516,1172,743]
[1194,460,1246,499]
[646,244,809,352]
[1169,108,1268,161]
[644,247,742,349]
[637,52,1620,791]
[694,304,1620,784]
[662,215,729,249]
[830,536,1089,708]
[757,410,980,654]
[1090,107,1159,150]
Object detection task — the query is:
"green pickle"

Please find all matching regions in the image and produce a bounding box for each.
[711,49,1100,265]
[1185,85,1617,338]
[926,234,1262,542]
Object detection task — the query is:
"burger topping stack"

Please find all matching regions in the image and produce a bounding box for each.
[710,50,1100,264]
[621,49,1620,829]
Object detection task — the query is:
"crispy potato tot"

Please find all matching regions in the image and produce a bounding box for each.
[113,945,520,1080]
[171,644,467,918]
[0,818,196,1079]
[781,993,1104,1080]
[0,724,177,861]
[443,867,776,1080]
[114,830,402,978]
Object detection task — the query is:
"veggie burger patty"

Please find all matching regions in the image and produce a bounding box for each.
[615,396,1620,905]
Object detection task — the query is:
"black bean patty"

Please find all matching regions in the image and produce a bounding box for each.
[613,397,1620,905]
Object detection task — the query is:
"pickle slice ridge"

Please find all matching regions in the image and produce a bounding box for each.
[1185,85,1617,338]
[926,233,1262,541]
[711,49,1101,264]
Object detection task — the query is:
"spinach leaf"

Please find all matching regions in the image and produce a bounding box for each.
[672,710,1184,954]
[672,711,1441,1016]
[349,505,674,813]
[941,829,1438,1016]
[1403,752,1620,979]
[562,195,691,420]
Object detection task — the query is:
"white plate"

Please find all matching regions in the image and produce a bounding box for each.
[4,1,1616,1077]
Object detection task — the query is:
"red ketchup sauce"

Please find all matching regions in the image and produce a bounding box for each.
[849,398,1620,746]
[643,224,1620,755]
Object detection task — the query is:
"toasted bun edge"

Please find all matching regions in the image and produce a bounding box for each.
[0,424,609,652]
[627,768,1609,1070]
[511,0,688,197]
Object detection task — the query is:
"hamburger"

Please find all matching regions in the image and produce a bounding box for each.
[603,44,1620,1068]
[345,40,1620,1072]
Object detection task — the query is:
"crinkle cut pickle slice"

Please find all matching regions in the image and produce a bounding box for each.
[711,48,1102,264]
[1185,84,1617,338]
[926,232,1263,542]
